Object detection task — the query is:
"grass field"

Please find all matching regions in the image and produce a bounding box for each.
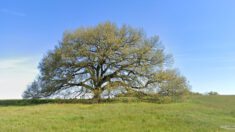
[0,95,234,132]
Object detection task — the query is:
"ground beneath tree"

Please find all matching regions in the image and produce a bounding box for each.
[0,95,234,132]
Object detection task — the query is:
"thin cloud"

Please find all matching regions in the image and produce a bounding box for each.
[0,8,26,17]
[0,57,39,73]
[0,58,28,69]
[0,57,40,99]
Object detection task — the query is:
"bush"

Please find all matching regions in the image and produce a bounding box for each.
[0,94,185,106]
[157,96,173,104]
[190,92,203,96]
[206,91,219,96]
[116,91,148,98]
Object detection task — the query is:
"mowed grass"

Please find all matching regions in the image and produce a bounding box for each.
[0,96,235,132]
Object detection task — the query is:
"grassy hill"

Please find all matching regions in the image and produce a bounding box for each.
[0,95,234,132]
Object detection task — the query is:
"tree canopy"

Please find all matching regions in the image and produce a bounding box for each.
[23,21,189,99]
[22,78,43,99]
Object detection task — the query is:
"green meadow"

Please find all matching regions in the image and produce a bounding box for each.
[0,95,234,132]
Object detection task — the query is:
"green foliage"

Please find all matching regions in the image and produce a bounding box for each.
[116,91,148,98]
[22,78,44,99]
[0,95,185,106]
[116,90,189,103]
[155,96,173,104]
[207,91,219,96]
[157,70,190,97]
[23,21,190,99]
[189,91,203,96]
[0,97,164,106]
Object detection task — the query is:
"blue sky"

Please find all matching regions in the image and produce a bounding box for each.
[0,0,235,99]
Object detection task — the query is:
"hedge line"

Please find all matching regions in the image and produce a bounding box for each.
[0,96,183,106]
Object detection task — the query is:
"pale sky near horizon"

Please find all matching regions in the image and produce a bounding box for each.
[0,0,235,99]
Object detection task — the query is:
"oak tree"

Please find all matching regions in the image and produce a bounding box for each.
[23,21,189,99]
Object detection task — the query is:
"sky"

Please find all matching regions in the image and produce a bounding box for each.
[0,0,235,99]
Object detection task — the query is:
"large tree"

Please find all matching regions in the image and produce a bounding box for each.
[23,21,189,99]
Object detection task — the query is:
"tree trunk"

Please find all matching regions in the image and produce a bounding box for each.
[93,90,102,100]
